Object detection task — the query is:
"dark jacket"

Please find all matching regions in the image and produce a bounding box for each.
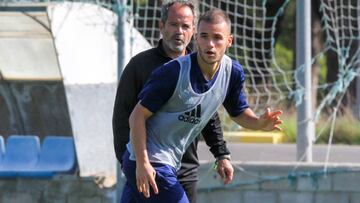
[112,39,230,181]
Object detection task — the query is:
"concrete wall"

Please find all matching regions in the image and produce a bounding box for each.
[0,176,115,203]
[1,162,360,203]
[197,162,360,203]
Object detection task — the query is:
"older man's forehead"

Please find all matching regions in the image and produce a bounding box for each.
[168,4,194,16]
[166,6,194,23]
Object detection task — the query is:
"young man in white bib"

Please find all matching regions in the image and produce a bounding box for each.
[121,8,283,203]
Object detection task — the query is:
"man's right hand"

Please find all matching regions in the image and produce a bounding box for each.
[136,162,159,198]
[217,159,234,184]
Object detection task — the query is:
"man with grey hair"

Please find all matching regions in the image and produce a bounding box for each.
[113,1,233,202]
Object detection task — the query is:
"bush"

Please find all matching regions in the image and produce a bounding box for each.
[316,115,360,145]
[282,113,360,145]
[282,115,297,142]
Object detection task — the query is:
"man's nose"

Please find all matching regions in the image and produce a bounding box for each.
[207,39,215,47]
[175,26,184,34]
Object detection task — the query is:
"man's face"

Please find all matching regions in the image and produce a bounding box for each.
[196,20,233,65]
[160,3,195,54]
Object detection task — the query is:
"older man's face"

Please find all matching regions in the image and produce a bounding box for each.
[160,3,195,56]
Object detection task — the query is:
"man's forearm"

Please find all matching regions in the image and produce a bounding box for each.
[231,108,261,130]
[201,111,230,158]
[130,125,149,165]
[232,108,283,131]
[129,104,152,164]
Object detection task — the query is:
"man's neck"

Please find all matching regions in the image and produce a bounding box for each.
[196,53,220,81]
[162,42,185,59]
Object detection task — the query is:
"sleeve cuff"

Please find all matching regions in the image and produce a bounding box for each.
[210,141,231,158]
[216,154,231,161]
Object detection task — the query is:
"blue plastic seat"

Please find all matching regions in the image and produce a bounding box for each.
[19,136,77,178]
[0,135,4,164]
[0,135,40,177]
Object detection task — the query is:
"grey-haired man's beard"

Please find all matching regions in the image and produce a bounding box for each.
[169,43,185,52]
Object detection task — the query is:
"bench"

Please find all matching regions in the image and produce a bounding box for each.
[224,131,285,144]
[0,135,77,178]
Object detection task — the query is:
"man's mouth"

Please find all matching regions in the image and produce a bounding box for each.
[206,50,215,56]
[174,38,184,44]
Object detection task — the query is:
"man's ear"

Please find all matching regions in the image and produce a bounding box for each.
[159,20,164,32]
[227,34,233,48]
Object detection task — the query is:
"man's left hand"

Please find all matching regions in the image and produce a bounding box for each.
[259,108,283,131]
[216,159,234,184]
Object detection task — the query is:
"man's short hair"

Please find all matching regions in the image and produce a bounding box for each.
[161,0,196,24]
[197,8,232,32]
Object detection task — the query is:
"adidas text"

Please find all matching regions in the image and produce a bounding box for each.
[178,115,201,124]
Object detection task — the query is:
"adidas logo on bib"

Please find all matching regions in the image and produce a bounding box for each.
[178,104,202,124]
